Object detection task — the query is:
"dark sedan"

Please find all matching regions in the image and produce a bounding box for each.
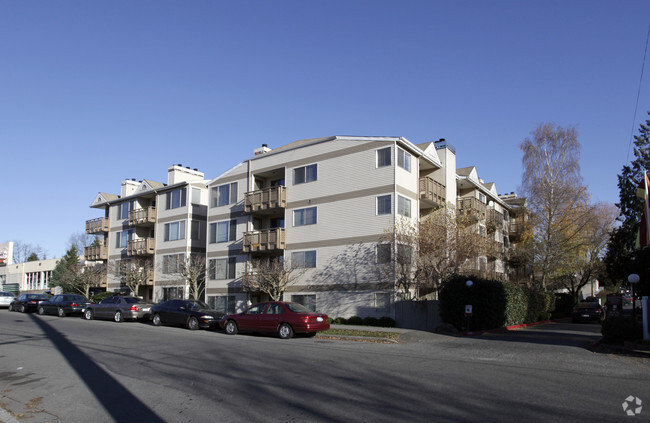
[83,296,153,322]
[38,294,92,317]
[219,301,330,339]
[9,293,50,313]
[151,299,224,330]
[572,302,606,323]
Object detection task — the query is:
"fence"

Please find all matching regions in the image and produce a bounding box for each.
[395,300,441,332]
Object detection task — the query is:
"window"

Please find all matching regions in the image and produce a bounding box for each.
[294,207,317,226]
[478,224,487,237]
[397,244,412,264]
[208,258,236,280]
[291,250,316,268]
[377,147,391,167]
[376,244,391,264]
[116,230,133,248]
[375,292,391,312]
[118,201,133,220]
[398,196,411,218]
[162,287,184,302]
[478,193,487,204]
[166,188,187,210]
[208,295,236,314]
[164,221,186,242]
[192,188,201,204]
[397,148,411,172]
[209,220,237,243]
[291,294,316,312]
[479,257,487,272]
[191,220,204,241]
[294,164,317,185]
[162,254,183,274]
[377,195,391,215]
[211,182,237,207]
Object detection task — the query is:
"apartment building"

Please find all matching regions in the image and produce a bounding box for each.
[86,165,209,302]
[203,135,515,319]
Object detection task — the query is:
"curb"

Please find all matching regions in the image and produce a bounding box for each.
[461,320,553,337]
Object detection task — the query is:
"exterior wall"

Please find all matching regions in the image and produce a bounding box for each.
[0,257,60,293]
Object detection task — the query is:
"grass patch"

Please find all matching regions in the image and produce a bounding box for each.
[320,328,402,341]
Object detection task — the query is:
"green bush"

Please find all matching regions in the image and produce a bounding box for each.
[333,317,347,324]
[91,291,114,302]
[362,317,379,326]
[347,316,363,325]
[601,317,643,344]
[378,316,396,327]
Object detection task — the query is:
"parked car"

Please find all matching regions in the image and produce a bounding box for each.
[151,299,225,330]
[0,291,16,308]
[38,294,93,317]
[9,293,50,313]
[83,296,153,322]
[219,301,330,339]
[572,302,606,323]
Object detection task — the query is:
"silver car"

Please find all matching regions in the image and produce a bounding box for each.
[0,291,16,308]
[83,296,153,323]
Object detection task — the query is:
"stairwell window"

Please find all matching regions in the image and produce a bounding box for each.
[294,164,317,185]
[397,148,411,172]
[377,147,391,167]
[294,207,317,226]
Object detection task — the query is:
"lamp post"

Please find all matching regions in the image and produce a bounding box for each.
[628,273,640,319]
[465,280,473,331]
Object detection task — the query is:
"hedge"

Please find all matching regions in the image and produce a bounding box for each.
[439,275,554,331]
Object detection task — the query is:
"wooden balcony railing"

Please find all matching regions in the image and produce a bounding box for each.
[128,207,156,226]
[127,238,155,256]
[84,245,108,261]
[242,228,286,252]
[85,217,109,234]
[457,197,487,220]
[244,186,287,213]
[419,177,445,208]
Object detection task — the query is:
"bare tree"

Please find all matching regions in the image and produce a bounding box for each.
[68,232,100,254]
[520,123,593,289]
[12,241,45,263]
[116,258,153,297]
[75,263,107,298]
[176,254,206,300]
[242,257,305,301]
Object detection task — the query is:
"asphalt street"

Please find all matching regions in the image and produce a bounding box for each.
[0,310,648,423]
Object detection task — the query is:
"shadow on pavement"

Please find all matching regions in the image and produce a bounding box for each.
[30,314,164,422]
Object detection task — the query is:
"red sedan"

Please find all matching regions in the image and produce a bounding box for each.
[219,301,330,339]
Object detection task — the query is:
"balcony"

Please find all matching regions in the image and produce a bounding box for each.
[84,245,108,261]
[86,217,109,234]
[487,209,504,231]
[457,197,487,221]
[127,238,155,256]
[245,186,287,214]
[128,207,156,226]
[486,241,505,259]
[509,222,524,240]
[242,228,286,253]
[419,177,445,209]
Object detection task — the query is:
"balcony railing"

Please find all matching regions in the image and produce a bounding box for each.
[419,177,445,208]
[487,208,504,231]
[457,197,487,220]
[84,245,108,261]
[245,186,287,213]
[128,207,156,226]
[242,228,286,252]
[127,238,155,256]
[486,241,505,259]
[85,217,109,234]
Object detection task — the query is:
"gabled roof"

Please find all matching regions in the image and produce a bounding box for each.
[90,192,119,208]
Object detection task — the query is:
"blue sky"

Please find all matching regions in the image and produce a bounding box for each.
[2,1,650,259]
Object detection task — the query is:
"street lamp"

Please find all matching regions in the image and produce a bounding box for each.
[628,273,640,319]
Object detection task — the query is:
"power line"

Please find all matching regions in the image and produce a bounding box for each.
[627,24,650,163]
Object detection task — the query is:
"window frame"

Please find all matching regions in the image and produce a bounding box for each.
[209,220,237,243]
[377,194,392,215]
[293,207,317,226]
[164,221,186,242]
[208,257,236,280]
[166,188,187,210]
[293,164,318,185]
[397,195,411,218]
[377,147,392,168]
[291,250,316,269]
[397,148,411,172]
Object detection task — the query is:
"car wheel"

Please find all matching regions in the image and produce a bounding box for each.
[57,307,66,317]
[114,311,123,323]
[38,306,45,315]
[84,309,93,320]
[225,320,238,335]
[152,313,162,327]
[278,323,294,339]
[20,305,26,313]
[188,317,199,331]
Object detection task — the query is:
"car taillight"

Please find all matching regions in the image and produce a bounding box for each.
[71,303,79,307]
[130,305,139,311]
[28,300,37,304]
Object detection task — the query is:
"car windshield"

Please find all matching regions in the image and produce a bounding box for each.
[284,302,312,313]
[186,300,209,310]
